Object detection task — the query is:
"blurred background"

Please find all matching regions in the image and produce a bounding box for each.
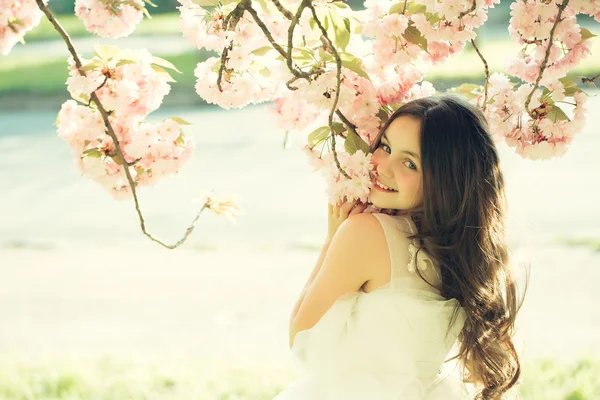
[0,1,599,399]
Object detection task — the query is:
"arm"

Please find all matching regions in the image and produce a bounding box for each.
[289,213,382,349]
[289,239,331,323]
[289,199,366,327]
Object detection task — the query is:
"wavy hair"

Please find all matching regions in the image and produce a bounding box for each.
[370,95,527,399]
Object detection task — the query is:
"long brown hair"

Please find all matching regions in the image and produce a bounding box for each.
[370,95,527,399]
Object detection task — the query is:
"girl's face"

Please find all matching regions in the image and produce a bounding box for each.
[369,115,424,211]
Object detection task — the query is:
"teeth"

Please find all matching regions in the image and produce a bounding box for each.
[376,181,396,191]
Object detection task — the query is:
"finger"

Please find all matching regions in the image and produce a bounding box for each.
[340,199,360,216]
[349,203,368,215]
[334,203,341,219]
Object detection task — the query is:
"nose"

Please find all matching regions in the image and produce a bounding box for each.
[373,154,393,179]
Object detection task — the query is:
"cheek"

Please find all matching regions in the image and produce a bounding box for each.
[392,167,420,189]
[371,150,382,165]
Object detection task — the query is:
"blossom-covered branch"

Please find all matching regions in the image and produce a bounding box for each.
[34,0,224,249]
[523,0,570,115]
[470,39,489,110]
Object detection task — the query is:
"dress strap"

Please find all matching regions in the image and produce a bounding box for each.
[373,213,441,293]
[371,213,438,286]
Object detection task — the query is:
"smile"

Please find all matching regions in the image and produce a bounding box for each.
[374,180,398,193]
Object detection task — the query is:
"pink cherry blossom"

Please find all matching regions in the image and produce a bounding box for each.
[75,0,145,38]
[0,0,46,56]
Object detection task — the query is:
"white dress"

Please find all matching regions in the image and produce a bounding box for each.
[273,213,473,400]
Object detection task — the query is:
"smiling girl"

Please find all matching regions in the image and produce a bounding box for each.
[277,95,525,400]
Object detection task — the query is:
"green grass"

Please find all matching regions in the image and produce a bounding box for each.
[558,237,600,252]
[520,358,600,400]
[0,357,598,399]
[1,37,598,97]
[25,13,182,42]
[427,39,600,85]
[0,51,212,94]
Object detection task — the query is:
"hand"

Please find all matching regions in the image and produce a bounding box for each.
[327,198,368,242]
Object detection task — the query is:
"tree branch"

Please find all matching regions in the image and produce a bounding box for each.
[270,0,294,20]
[306,0,350,179]
[219,0,350,178]
[217,40,234,92]
[470,38,489,111]
[239,0,316,83]
[458,0,477,21]
[335,109,358,138]
[582,72,600,85]
[524,0,570,115]
[35,0,209,249]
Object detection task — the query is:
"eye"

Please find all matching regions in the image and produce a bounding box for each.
[379,142,391,154]
[404,160,417,170]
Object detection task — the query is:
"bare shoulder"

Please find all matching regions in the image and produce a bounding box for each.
[336,213,386,247]
[332,213,390,277]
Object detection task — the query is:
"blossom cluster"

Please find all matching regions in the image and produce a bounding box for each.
[0,0,46,56]
[74,0,146,38]
[57,46,194,199]
[176,0,597,201]
[2,0,598,205]
[483,73,588,160]
[480,0,596,160]
[304,145,374,204]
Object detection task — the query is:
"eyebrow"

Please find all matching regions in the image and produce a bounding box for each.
[382,133,421,161]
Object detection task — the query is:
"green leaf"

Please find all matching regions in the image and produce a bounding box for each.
[344,128,370,155]
[175,132,186,146]
[555,77,586,97]
[558,76,577,89]
[210,59,222,73]
[376,108,389,125]
[331,122,346,135]
[251,45,274,57]
[80,60,104,72]
[169,116,192,125]
[406,2,427,14]
[339,52,371,81]
[389,1,427,15]
[425,12,442,24]
[151,65,176,82]
[580,27,597,42]
[309,16,317,32]
[541,87,552,102]
[152,56,181,73]
[115,59,136,67]
[449,83,481,100]
[350,16,362,34]
[389,2,404,14]
[546,105,570,123]
[564,86,584,97]
[143,0,157,7]
[82,148,102,159]
[291,47,315,63]
[191,0,220,5]
[258,66,272,78]
[402,25,428,53]
[327,6,351,51]
[255,0,268,12]
[94,45,120,62]
[307,126,330,147]
[330,2,350,10]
